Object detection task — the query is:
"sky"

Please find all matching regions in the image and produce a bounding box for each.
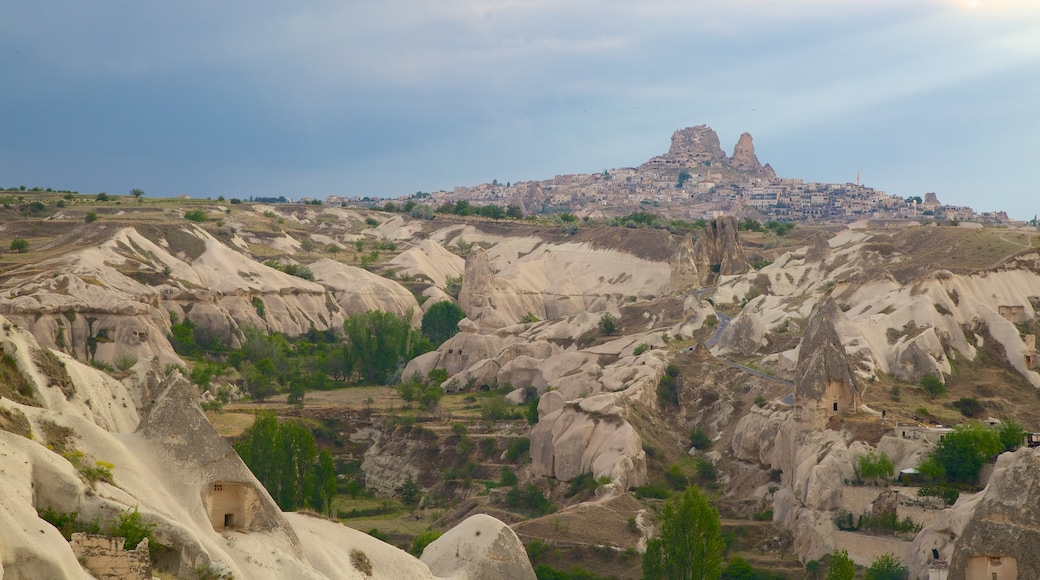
[2,0,1039,219]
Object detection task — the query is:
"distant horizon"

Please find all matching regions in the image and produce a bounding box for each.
[3,2,1038,220]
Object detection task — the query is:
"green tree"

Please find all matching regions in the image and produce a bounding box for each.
[920,375,946,400]
[398,473,421,507]
[130,188,145,201]
[85,211,98,223]
[310,450,337,516]
[826,549,855,580]
[421,301,466,346]
[642,486,724,580]
[919,422,1003,484]
[343,309,431,384]
[676,171,692,188]
[864,553,906,580]
[234,412,322,512]
[240,358,278,402]
[856,450,895,485]
[598,313,618,336]
[9,238,28,253]
[999,420,1026,452]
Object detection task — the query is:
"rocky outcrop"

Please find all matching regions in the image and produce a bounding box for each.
[793,299,861,427]
[309,258,421,325]
[713,311,767,357]
[458,247,543,326]
[692,217,750,285]
[421,514,536,580]
[650,125,728,167]
[729,133,775,180]
[530,393,648,490]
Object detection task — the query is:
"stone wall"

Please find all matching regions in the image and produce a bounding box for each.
[71,533,151,580]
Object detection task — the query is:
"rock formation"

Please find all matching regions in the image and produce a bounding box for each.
[729,133,775,180]
[651,125,728,167]
[692,216,750,285]
[793,299,861,428]
[421,514,536,580]
[531,393,649,491]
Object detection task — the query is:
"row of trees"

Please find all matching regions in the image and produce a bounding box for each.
[171,302,468,401]
[234,412,337,514]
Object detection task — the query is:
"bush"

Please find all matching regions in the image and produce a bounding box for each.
[504,484,555,516]
[410,530,441,556]
[184,209,207,222]
[85,211,98,223]
[598,313,617,336]
[1000,420,1027,451]
[689,428,712,450]
[635,485,670,499]
[864,553,907,580]
[952,397,983,417]
[9,238,28,253]
[633,343,650,356]
[110,506,155,550]
[505,438,531,463]
[917,485,960,505]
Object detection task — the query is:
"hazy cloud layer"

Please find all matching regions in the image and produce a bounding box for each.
[2,0,1038,218]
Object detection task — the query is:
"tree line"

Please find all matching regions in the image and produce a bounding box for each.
[171,301,466,402]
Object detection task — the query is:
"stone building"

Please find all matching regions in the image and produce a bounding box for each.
[71,533,151,580]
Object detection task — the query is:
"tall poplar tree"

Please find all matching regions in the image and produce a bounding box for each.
[642,486,724,580]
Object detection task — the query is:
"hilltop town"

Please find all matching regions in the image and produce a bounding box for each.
[324,125,1016,226]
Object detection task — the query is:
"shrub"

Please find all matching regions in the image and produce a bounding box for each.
[110,506,155,550]
[9,238,28,253]
[114,354,138,372]
[952,397,983,418]
[500,466,518,487]
[350,548,373,576]
[1000,420,1027,451]
[504,483,555,516]
[85,211,98,223]
[864,553,907,580]
[410,530,442,556]
[633,343,650,356]
[184,209,207,222]
[505,438,531,463]
[689,428,712,450]
[598,313,618,336]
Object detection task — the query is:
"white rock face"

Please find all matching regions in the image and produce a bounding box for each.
[421,514,536,580]
[715,231,1040,387]
[310,258,422,324]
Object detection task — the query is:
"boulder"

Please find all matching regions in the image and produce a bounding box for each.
[713,311,767,357]
[420,514,536,580]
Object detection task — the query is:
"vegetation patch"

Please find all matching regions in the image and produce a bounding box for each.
[0,407,31,438]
